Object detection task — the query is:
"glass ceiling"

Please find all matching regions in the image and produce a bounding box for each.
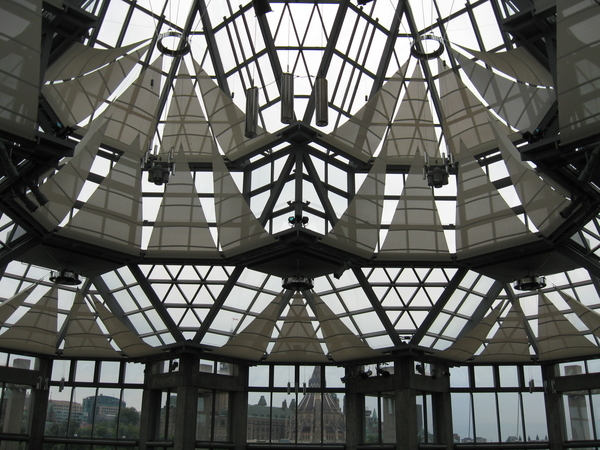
[1,0,600,364]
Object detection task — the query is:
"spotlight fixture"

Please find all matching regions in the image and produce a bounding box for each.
[522,128,545,144]
[423,152,458,188]
[333,261,351,280]
[514,275,546,291]
[377,366,391,378]
[50,269,82,286]
[360,370,372,379]
[282,276,314,291]
[288,215,309,227]
[245,86,259,138]
[141,145,176,185]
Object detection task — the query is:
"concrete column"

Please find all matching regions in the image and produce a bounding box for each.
[344,390,363,450]
[433,391,453,446]
[231,365,248,450]
[395,359,419,450]
[138,361,163,450]
[1,359,31,450]
[542,363,565,450]
[174,384,198,450]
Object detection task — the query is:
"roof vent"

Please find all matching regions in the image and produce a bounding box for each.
[50,269,82,286]
[514,275,546,291]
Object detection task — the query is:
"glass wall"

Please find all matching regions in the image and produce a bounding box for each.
[247,365,346,444]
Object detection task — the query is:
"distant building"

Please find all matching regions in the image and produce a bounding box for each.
[47,400,83,424]
[82,394,125,424]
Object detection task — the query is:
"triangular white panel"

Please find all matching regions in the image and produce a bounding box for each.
[476,301,532,362]
[58,137,143,255]
[490,117,570,235]
[92,295,159,358]
[386,63,440,161]
[213,293,283,361]
[0,283,39,325]
[311,292,380,362]
[560,290,600,339]
[321,62,407,162]
[43,44,149,128]
[0,0,41,140]
[321,150,387,258]
[436,303,504,362]
[378,152,450,261]
[162,60,214,162]
[537,293,599,361]
[455,50,555,133]
[101,55,163,153]
[146,146,219,258]
[267,295,328,363]
[557,0,600,145]
[45,39,150,81]
[0,285,57,355]
[30,115,109,231]
[455,141,538,259]
[438,62,512,156]
[63,291,124,359]
[195,61,277,161]
[212,146,276,257]
[455,44,554,87]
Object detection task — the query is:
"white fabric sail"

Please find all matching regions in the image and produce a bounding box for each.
[490,116,569,235]
[454,50,555,133]
[438,62,512,157]
[267,295,328,363]
[537,293,599,361]
[560,290,600,339]
[0,285,58,356]
[455,141,538,259]
[45,39,150,82]
[321,149,387,258]
[100,55,163,153]
[43,44,150,128]
[195,61,276,161]
[58,137,143,255]
[162,60,214,162]
[30,114,109,231]
[146,146,219,258]
[0,0,41,140]
[476,301,532,362]
[557,0,600,145]
[0,283,39,325]
[436,303,504,362]
[455,44,554,87]
[321,62,407,162]
[212,145,276,257]
[311,292,380,362]
[62,291,124,358]
[378,152,450,261]
[213,293,283,361]
[386,63,440,161]
[91,295,159,358]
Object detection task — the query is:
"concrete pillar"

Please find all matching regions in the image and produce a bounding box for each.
[231,365,248,450]
[433,391,453,446]
[138,361,163,450]
[542,363,565,450]
[1,359,31,450]
[344,390,363,450]
[395,359,419,450]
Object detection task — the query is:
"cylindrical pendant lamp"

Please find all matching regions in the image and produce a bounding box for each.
[281,73,294,124]
[245,86,259,138]
[315,76,328,127]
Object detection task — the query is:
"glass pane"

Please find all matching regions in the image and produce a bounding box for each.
[214,391,229,441]
[450,366,470,388]
[364,394,379,443]
[0,383,31,434]
[473,392,498,442]
[249,366,270,388]
[119,389,142,440]
[452,392,472,443]
[325,392,345,443]
[247,392,271,442]
[497,392,522,442]
[563,391,593,440]
[473,366,495,388]
[498,366,519,388]
[197,389,214,441]
[522,392,547,442]
[158,390,177,440]
[100,361,121,384]
[297,391,322,443]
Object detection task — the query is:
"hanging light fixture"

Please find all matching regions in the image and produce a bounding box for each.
[50,269,82,285]
[281,73,294,124]
[315,76,328,127]
[423,152,458,188]
[141,144,176,185]
[514,275,546,291]
[245,86,259,138]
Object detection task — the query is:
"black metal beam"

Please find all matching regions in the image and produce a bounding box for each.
[91,275,139,334]
[557,241,600,280]
[192,265,245,343]
[353,267,403,347]
[505,285,539,355]
[302,0,350,123]
[258,153,296,226]
[198,0,231,97]
[128,263,185,343]
[410,268,468,344]
[455,279,505,340]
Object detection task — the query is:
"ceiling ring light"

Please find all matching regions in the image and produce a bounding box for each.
[157,30,191,57]
[411,34,445,60]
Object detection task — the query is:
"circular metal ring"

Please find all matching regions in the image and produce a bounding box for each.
[157,30,191,57]
[410,34,445,60]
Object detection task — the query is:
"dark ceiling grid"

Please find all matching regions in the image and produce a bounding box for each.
[198,0,231,97]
